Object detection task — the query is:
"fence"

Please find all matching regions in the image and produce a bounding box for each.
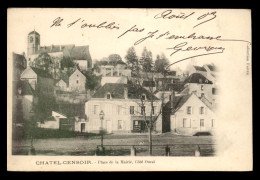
[96,144,216,156]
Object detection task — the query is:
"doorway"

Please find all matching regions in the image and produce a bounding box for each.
[106,120,112,133]
[81,123,85,133]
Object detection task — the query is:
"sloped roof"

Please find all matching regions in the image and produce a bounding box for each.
[65,45,92,61]
[92,83,159,100]
[165,94,192,114]
[31,67,53,79]
[13,52,26,69]
[36,44,92,63]
[206,64,217,71]
[194,66,207,72]
[14,80,35,96]
[28,30,40,36]
[184,73,213,84]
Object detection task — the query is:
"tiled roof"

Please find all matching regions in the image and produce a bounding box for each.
[14,80,35,96]
[28,30,40,36]
[165,94,192,114]
[194,66,207,72]
[31,67,53,79]
[184,73,213,84]
[206,64,217,71]
[13,52,26,69]
[36,45,92,64]
[69,46,92,61]
[92,83,159,100]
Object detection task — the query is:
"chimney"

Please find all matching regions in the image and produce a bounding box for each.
[170,90,175,109]
[124,86,128,99]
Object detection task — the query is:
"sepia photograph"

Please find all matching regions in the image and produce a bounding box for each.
[7,8,252,171]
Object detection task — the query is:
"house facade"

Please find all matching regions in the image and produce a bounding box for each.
[27,30,92,71]
[20,66,55,96]
[37,111,67,129]
[79,83,162,134]
[164,93,216,135]
[69,68,86,93]
[180,73,214,103]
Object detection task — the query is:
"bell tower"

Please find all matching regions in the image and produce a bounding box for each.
[27,30,40,56]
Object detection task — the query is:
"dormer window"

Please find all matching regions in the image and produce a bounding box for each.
[141,94,146,100]
[106,93,111,99]
[199,78,202,83]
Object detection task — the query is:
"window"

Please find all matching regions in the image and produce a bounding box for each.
[118,120,123,129]
[94,105,99,115]
[212,119,215,127]
[76,80,79,84]
[77,75,78,77]
[141,94,146,100]
[106,93,111,99]
[130,106,134,114]
[183,118,190,128]
[201,93,204,97]
[169,95,172,101]
[201,85,204,90]
[200,107,205,114]
[212,88,217,95]
[141,106,146,115]
[187,106,192,114]
[200,119,204,127]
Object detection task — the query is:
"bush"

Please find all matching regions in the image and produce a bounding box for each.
[24,128,77,139]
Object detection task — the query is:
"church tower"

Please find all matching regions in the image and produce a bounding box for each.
[27,30,40,56]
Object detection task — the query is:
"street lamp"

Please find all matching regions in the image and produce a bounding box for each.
[99,110,105,151]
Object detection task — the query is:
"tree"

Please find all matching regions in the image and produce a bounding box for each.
[125,47,139,74]
[108,54,122,66]
[154,53,169,76]
[93,58,109,73]
[60,56,76,70]
[34,52,53,70]
[140,47,153,72]
[84,70,102,91]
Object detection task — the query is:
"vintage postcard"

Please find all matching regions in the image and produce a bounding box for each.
[7,8,252,171]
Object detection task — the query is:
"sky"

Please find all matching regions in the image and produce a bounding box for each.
[7,8,251,71]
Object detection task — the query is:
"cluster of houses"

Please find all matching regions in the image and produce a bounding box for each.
[12,30,218,136]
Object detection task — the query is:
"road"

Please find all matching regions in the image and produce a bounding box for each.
[13,133,216,156]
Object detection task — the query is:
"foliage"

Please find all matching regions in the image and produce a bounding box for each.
[108,54,123,66]
[60,56,76,70]
[125,47,139,73]
[34,52,53,70]
[140,47,153,72]
[23,127,77,139]
[154,53,169,76]
[85,70,102,90]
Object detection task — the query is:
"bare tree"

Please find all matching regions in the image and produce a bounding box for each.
[128,54,169,156]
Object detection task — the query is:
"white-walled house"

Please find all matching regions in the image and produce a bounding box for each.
[69,68,86,92]
[55,68,86,93]
[37,111,67,129]
[180,73,214,104]
[79,83,162,134]
[165,93,216,135]
[101,76,128,86]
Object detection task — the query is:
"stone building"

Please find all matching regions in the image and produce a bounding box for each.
[79,83,162,134]
[163,92,216,135]
[26,30,92,71]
